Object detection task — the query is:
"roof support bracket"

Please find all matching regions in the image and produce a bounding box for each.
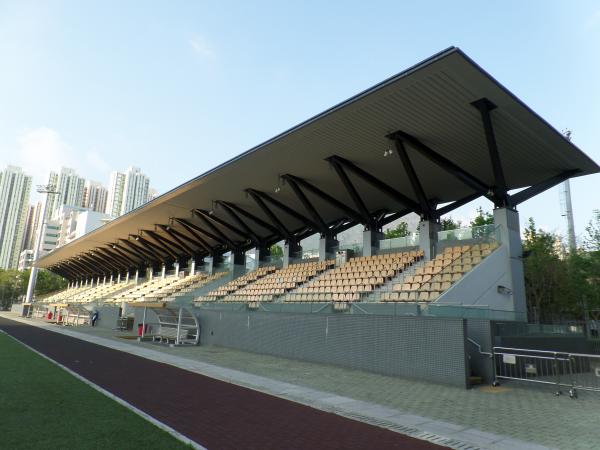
[284,176,328,236]
[326,157,374,228]
[214,201,280,238]
[387,130,494,202]
[328,155,422,215]
[510,170,580,206]
[246,189,292,240]
[157,224,197,256]
[192,210,238,250]
[471,98,510,206]
[391,139,432,218]
[193,209,253,244]
[172,218,216,254]
[143,230,182,259]
[281,175,364,224]
[246,189,318,233]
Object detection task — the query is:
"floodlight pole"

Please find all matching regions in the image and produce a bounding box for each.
[561,130,577,252]
[24,184,60,304]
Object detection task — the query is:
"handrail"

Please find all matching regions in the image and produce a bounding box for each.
[467,337,493,358]
[350,303,372,315]
[494,346,600,359]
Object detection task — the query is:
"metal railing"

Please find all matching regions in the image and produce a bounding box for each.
[437,224,500,243]
[493,346,600,398]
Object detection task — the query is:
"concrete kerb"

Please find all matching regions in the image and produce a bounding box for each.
[0,327,207,450]
[0,313,555,450]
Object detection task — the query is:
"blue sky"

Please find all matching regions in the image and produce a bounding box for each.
[0,0,599,241]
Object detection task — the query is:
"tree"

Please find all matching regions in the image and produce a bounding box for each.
[470,207,494,239]
[522,218,568,322]
[384,222,409,239]
[0,268,66,310]
[35,269,68,296]
[584,210,600,252]
[269,244,283,257]
[440,217,461,231]
[470,207,494,227]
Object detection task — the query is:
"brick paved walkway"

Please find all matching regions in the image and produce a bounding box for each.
[0,317,446,450]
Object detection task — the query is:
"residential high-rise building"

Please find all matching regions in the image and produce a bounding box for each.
[147,187,159,203]
[0,166,32,269]
[105,167,151,217]
[83,180,108,213]
[21,203,39,251]
[121,166,150,215]
[51,167,85,218]
[45,171,59,221]
[105,171,126,217]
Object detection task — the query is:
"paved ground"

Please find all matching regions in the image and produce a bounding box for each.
[67,319,600,450]
[0,316,445,450]
[5,313,599,449]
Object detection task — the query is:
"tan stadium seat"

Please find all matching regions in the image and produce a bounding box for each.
[418,291,429,301]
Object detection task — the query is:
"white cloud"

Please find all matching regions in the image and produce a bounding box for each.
[5,127,112,200]
[189,34,214,58]
[584,9,600,32]
[16,127,73,184]
[85,150,111,174]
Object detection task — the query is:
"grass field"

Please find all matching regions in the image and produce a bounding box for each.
[0,331,190,450]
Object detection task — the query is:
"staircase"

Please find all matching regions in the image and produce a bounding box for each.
[366,259,425,302]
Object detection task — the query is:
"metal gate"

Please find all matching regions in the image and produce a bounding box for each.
[493,346,600,398]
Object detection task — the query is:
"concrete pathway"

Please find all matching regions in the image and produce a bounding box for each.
[2,313,575,449]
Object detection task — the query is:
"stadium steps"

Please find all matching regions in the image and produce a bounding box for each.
[281,266,336,301]
[366,259,425,302]
[468,375,483,386]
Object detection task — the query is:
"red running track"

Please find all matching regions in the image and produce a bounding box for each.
[0,317,447,450]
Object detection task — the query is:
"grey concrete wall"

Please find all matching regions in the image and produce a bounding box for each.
[196,310,469,387]
[10,303,25,315]
[436,245,516,312]
[466,319,495,383]
[95,306,121,330]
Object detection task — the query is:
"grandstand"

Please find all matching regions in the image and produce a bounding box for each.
[23,47,599,387]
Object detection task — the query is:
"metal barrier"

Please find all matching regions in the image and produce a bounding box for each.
[493,346,600,398]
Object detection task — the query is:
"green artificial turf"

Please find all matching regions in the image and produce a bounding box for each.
[0,332,191,450]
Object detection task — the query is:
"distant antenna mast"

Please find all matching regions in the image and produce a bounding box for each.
[560,129,577,252]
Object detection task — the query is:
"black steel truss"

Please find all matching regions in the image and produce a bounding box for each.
[247,189,318,233]
[246,189,292,240]
[388,130,495,203]
[98,247,138,268]
[510,170,580,206]
[176,218,226,248]
[392,139,432,217]
[113,241,148,265]
[192,210,239,250]
[163,222,210,255]
[215,201,262,244]
[327,157,373,226]
[129,235,165,260]
[281,175,363,224]
[193,209,253,243]
[284,175,328,235]
[90,249,126,272]
[472,98,508,205]
[435,193,482,217]
[120,238,156,262]
[82,253,119,274]
[173,218,215,254]
[215,201,283,237]
[156,225,196,256]
[142,230,180,259]
[328,155,423,214]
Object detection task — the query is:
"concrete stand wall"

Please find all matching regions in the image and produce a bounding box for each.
[196,309,469,387]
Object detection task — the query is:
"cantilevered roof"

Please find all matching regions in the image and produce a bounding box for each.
[39,47,599,279]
